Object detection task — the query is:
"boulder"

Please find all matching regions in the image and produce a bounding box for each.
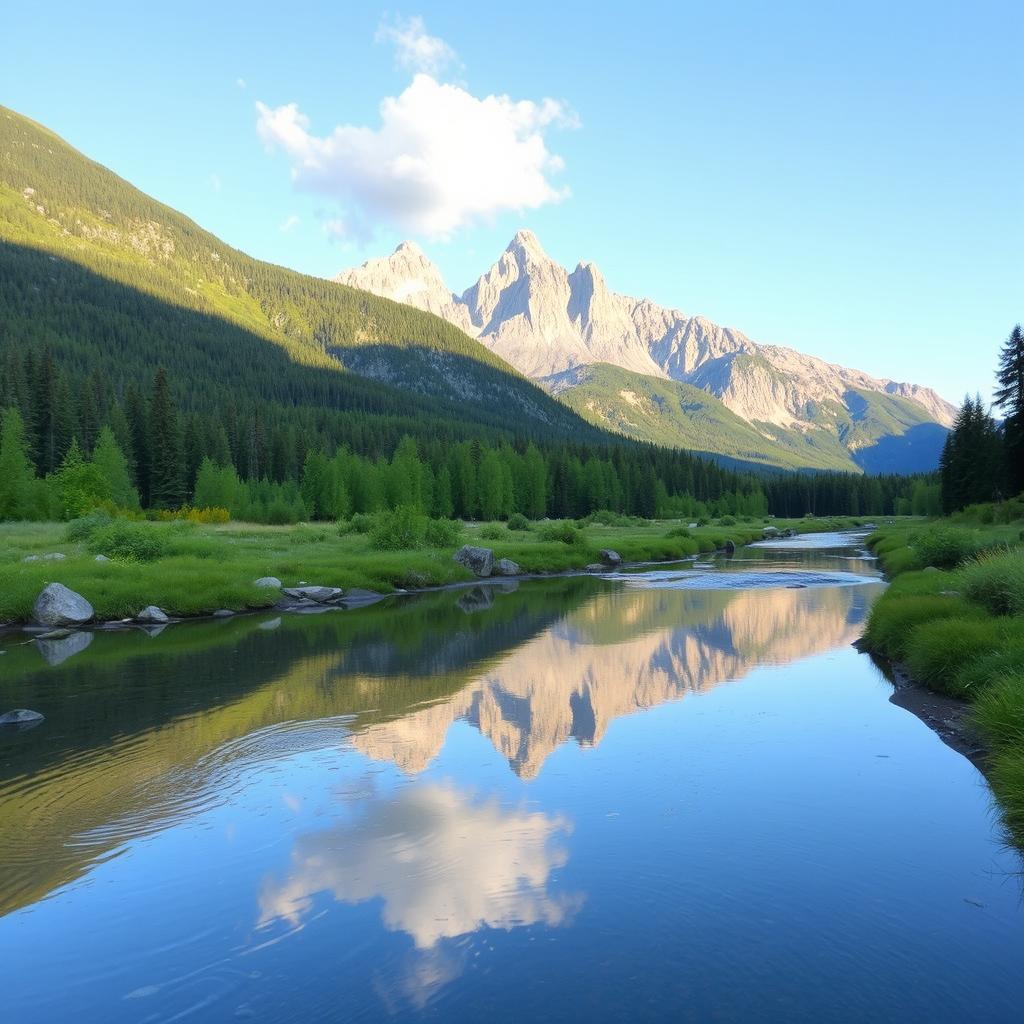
[22,555,40,562]
[94,554,110,562]
[0,708,44,727]
[33,583,93,627]
[599,549,622,566]
[281,585,343,603]
[495,558,521,576]
[453,545,494,577]
[135,606,169,625]
[341,588,385,608]
[42,552,65,561]
[254,576,282,589]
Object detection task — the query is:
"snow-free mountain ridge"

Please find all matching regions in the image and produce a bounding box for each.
[337,232,956,472]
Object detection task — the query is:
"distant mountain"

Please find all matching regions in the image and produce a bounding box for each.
[338,232,956,472]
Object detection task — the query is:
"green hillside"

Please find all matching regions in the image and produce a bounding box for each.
[0,105,593,443]
[553,363,945,473]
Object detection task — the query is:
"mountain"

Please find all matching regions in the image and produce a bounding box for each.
[338,232,956,472]
[0,106,598,449]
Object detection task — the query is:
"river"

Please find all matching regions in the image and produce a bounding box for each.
[1,533,1022,1021]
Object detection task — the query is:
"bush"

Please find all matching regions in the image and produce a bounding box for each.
[87,521,172,562]
[293,523,330,544]
[904,617,1006,696]
[423,518,462,548]
[666,526,691,538]
[719,515,737,526]
[369,506,427,550]
[63,509,114,542]
[912,526,992,569]
[478,523,506,540]
[507,512,531,531]
[696,516,710,526]
[958,551,1024,616]
[348,513,376,534]
[538,522,583,545]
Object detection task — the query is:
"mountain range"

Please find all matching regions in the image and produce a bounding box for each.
[338,233,956,472]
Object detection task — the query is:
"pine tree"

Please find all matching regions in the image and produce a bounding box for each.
[92,426,140,509]
[149,368,184,509]
[0,407,37,520]
[994,324,1024,494]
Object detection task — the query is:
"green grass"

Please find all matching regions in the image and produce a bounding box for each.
[0,514,870,624]
[862,508,1024,843]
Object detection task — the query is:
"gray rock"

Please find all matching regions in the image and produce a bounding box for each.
[36,630,93,666]
[94,554,110,562]
[923,566,941,574]
[135,605,169,624]
[254,576,282,589]
[33,583,94,627]
[42,552,66,561]
[453,545,494,577]
[495,558,521,576]
[281,585,343,603]
[0,708,44,727]
[341,588,385,608]
[599,549,622,566]
[22,554,40,562]
[213,609,234,618]
[258,617,282,631]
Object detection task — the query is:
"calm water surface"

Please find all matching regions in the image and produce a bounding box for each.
[1,534,1023,1022]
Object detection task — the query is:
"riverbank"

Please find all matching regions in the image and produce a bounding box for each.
[860,514,1024,842]
[0,514,873,628]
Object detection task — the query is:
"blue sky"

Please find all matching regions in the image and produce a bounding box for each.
[3,1,1021,403]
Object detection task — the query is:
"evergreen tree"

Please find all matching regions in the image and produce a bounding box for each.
[994,324,1024,494]
[92,426,140,509]
[149,368,184,509]
[0,407,37,520]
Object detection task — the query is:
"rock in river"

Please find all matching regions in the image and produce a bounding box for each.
[454,545,494,577]
[33,583,94,627]
[599,549,622,566]
[281,586,343,603]
[135,606,169,624]
[0,708,45,727]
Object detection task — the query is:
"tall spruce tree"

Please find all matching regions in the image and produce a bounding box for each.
[149,368,184,509]
[994,324,1024,494]
[0,407,37,520]
[940,395,1004,511]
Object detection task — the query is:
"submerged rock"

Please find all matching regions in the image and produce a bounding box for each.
[454,545,494,577]
[135,606,169,624]
[0,708,44,728]
[341,589,385,608]
[254,576,282,589]
[281,585,343,603]
[33,583,93,627]
[213,609,234,618]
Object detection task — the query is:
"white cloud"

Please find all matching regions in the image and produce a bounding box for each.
[375,14,457,76]
[256,75,576,239]
[279,214,300,233]
[236,77,247,90]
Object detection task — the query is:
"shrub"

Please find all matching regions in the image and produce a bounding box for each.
[538,522,582,545]
[87,521,171,562]
[696,516,710,526]
[507,513,531,531]
[423,518,463,548]
[348,513,376,534]
[719,515,737,526]
[904,617,1006,696]
[293,523,330,544]
[958,550,1024,616]
[369,506,427,550]
[478,523,506,540]
[666,526,691,538]
[64,509,114,542]
[912,526,992,569]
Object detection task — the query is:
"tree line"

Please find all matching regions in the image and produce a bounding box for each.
[939,325,1024,512]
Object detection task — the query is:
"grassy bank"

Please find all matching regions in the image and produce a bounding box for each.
[0,512,870,625]
[862,511,1024,840]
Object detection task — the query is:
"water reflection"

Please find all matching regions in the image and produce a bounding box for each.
[0,571,882,920]
[259,784,579,947]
